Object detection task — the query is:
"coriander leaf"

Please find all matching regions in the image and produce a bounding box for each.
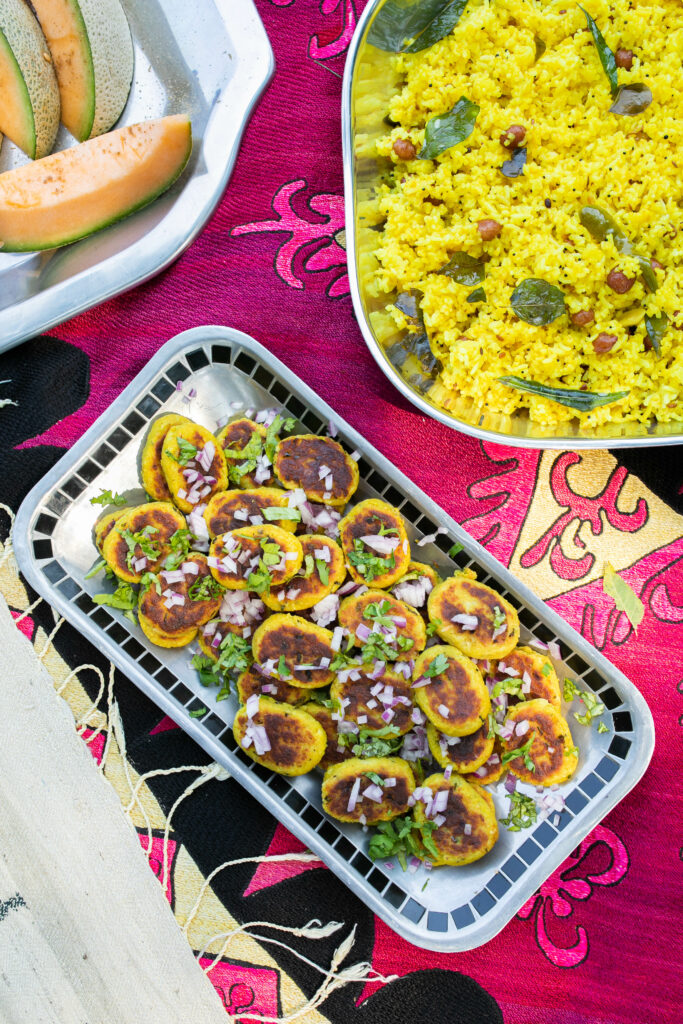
[93,583,138,614]
[566,744,580,758]
[364,771,385,787]
[140,571,161,595]
[609,84,652,116]
[498,377,629,412]
[189,707,208,718]
[351,726,403,758]
[263,506,301,522]
[492,605,506,630]
[502,736,535,772]
[645,312,668,357]
[563,677,579,702]
[491,676,526,700]
[579,6,618,94]
[192,654,220,686]
[265,414,295,462]
[188,574,223,601]
[597,721,609,734]
[367,815,438,868]
[90,489,127,507]
[215,633,252,676]
[425,619,441,636]
[602,562,644,630]
[501,146,526,178]
[247,562,272,595]
[541,663,552,676]
[348,538,394,582]
[363,600,393,626]
[316,559,330,586]
[510,278,565,326]
[425,652,449,677]
[439,251,485,287]
[418,97,479,160]
[500,791,537,832]
[84,558,109,580]
[574,690,605,727]
[120,525,160,569]
[277,654,291,678]
[163,528,192,570]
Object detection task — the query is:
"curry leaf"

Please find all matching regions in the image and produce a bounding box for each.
[579,206,658,292]
[498,377,630,411]
[418,97,479,160]
[610,84,653,116]
[501,147,527,178]
[367,0,468,53]
[534,36,547,61]
[580,6,618,94]
[644,312,668,356]
[440,251,485,286]
[402,0,470,52]
[603,562,644,630]
[510,278,566,326]
[466,287,486,303]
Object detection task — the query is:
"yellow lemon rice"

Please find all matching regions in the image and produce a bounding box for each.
[373,0,683,428]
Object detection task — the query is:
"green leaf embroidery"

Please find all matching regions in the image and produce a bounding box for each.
[498,377,629,412]
[510,278,566,326]
[579,6,618,94]
[418,96,479,160]
[603,562,644,631]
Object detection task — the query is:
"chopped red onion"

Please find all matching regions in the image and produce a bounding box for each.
[184,468,199,484]
[433,790,449,815]
[504,773,517,794]
[323,491,332,501]
[310,593,339,627]
[488,754,500,765]
[250,724,271,756]
[261,683,277,694]
[181,561,200,575]
[357,714,368,725]
[314,546,331,562]
[411,677,430,689]
[390,615,407,628]
[221,556,238,575]
[392,578,430,608]
[286,588,300,601]
[443,765,453,781]
[515,720,530,737]
[380,709,394,724]
[451,613,478,631]
[492,624,507,640]
[246,694,260,719]
[355,622,372,643]
[249,515,264,526]
[233,509,249,522]
[438,704,450,718]
[393,661,411,680]
[410,707,425,725]
[203,620,218,636]
[204,476,216,486]
[366,698,378,709]
[548,641,561,660]
[177,488,187,500]
[416,527,448,547]
[474,767,487,777]
[317,464,330,480]
[211,632,222,649]
[363,784,384,803]
[337,580,359,596]
[369,660,386,680]
[501,665,519,677]
[347,777,361,813]
[360,534,399,555]
[175,380,183,392]
[529,638,549,651]
[331,626,344,651]
[284,551,299,561]
[216,415,229,430]
[349,450,360,461]
[463,823,472,836]
[133,556,147,573]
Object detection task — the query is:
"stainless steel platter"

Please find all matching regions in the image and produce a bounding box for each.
[14,326,654,951]
[0,0,273,354]
[341,0,683,448]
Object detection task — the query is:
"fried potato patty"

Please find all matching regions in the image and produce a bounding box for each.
[464,741,507,786]
[300,701,353,770]
[161,423,228,513]
[204,487,298,538]
[274,434,359,507]
[217,418,274,489]
[339,589,426,659]
[236,664,310,706]
[427,722,494,773]
[413,646,490,737]
[252,614,336,687]
[414,773,498,866]
[233,697,326,775]
[498,646,562,710]
[209,525,303,591]
[330,667,414,735]
[339,499,410,588]
[140,413,192,502]
[322,757,415,823]
[94,509,128,554]
[502,699,579,786]
[102,502,187,583]
[138,553,222,646]
[428,576,520,658]
[262,535,346,612]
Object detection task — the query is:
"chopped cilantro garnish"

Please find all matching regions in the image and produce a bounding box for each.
[363,600,394,627]
[500,791,537,832]
[277,654,291,679]
[84,558,112,581]
[425,619,441,637]
[189,706,208,718]
[93,583,138,625]
[541,663,552,676]
[165,436,198,466]
[189,574,223,601]
[501,736,535,772]
[425,652,449,677]
[368,816,439,870]
[140,571,161,595]
[263,506,301,522]
[192,654,220,687]
[316,559,329,585]
[330,649,358,672]
[344,725,402,758]
[215,633,252,676]
[565,744,580,758]
[421,879,431,892]
[120,525,160,569]
[224,431,263,483]
[448,542,464,559]
[304,554,315,577]
[247,563,272,594]
[348,538,394,582]
[491,675,527,700]
[574,690,605,726]
[492,605,506,630]
[90,489,127,507]
[563,677,579,702]
[597,721,609,734]
[264,414,295,462]
[163,528,192,570]
[359,629,410,664]
[364,771,385,787]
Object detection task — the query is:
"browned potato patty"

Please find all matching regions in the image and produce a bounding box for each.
[138,553,222,647]
[262,535,346,612]
[427,722,494,773]
[208,525,303,591]
[330,667,414,735]
[274,434,359,507]
[161,423,228,514]
[252,614,336,687]
[391,560,441,615]
[414,773,498,866]
[498,646,562,710]
[217,418,274,489]
[140,413,191,502]
[322,757,415,823]
[339,499,410,588]
[413,646,490,737]
[428,576,520,659]
[338,589,426,658]
[502,699,579,786]
[235,664,310,706]
[233,697,326,775]
[300,701,353,770]
[102,502,187,583]
[94,509,128,554]
[203,487,298,538]
[464,741,507,786]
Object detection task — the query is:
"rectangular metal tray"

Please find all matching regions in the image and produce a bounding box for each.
[341,0,683,449]
[0,0,273,355]
[14,326,655,952]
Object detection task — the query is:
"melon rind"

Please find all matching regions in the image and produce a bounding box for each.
[31,0,134,141]
[0,114,192,252]
[0,0,60,159]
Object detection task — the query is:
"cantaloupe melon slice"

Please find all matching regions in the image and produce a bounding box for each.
[0,0,60,158]
[31,0,134,141]
[0,114,192,251]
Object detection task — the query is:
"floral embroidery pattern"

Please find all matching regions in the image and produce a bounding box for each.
[518,824,629,967]
[231,179,349,297]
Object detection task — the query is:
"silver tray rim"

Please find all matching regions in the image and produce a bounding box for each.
[13,325,655,952]
[0,0,274,356]
[341,0,683,450]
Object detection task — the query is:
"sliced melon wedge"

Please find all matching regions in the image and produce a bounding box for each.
[0,0,60,158]
[31,0,134,141]
[0,114,192,252]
